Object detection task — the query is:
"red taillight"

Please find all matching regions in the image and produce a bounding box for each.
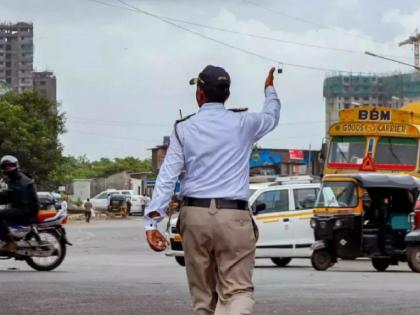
[415,210,420,230]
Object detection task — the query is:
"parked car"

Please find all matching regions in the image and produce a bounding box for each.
[88,190,117,210]
[88,190,142,212]
[166,176,320,267]
[116,191,143,215]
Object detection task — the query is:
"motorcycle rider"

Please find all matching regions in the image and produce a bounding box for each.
[0,155,39,252]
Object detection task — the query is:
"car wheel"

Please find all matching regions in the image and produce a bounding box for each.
[371,257,390,272]
[271,258,292,267]
[311,249,334,271]
[175,256,185,267]
[407,245,420,273]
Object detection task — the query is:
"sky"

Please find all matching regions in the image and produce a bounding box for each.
[2,0,420,160]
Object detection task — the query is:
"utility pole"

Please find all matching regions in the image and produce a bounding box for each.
[399,29,420,70]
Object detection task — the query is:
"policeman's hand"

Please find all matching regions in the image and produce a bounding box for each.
[145,210,168,252]
[264,67,276,90]
[146,229,168,252]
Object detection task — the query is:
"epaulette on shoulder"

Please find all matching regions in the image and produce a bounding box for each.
[176,113,195,124]
[228,108,248,113]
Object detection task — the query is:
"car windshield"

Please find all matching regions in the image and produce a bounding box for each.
[316,181,358,208]
[328,136,366,164]
[375,137,418,165]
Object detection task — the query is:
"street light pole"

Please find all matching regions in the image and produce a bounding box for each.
[365,51,420,71]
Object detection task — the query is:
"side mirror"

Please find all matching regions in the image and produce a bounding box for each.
[253,203,266,215]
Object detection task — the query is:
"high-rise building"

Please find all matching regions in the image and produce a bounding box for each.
[0,22,33,93]
[323,72,420,133]
[33,71,56,104]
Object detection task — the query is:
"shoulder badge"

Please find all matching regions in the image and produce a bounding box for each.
[174,113,195,147]
[175,113,195,124]
[228,108,248,113]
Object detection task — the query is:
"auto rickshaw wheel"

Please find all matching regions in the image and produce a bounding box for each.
[311,249,334,271]
[175,256,185,267]
[407,245,420,273]
[371,258,390,272]
[271,258,292,267]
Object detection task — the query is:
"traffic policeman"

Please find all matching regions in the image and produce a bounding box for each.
[145,65,281,315]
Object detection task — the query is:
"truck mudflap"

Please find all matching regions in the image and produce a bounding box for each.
[405,229,420,244]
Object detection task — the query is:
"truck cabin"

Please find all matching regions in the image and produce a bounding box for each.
[325,105,420,175]
[327,136,418,172]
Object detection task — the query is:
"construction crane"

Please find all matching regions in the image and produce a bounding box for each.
[399,29,420,69]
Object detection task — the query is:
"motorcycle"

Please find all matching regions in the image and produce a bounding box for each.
[0,210,71,271]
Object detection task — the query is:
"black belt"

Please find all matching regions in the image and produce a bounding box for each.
[183,197,248,210]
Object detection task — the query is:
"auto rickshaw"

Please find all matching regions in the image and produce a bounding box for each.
[311,173,420,272]
[107,194,128,217]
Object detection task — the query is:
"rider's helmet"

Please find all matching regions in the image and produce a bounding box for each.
[0,155,20,174]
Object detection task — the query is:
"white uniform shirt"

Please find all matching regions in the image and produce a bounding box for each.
[145,86,281,230]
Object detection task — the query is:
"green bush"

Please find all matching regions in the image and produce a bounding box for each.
[75,197,83,207]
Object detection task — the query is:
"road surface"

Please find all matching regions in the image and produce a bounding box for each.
[0,218,419,315]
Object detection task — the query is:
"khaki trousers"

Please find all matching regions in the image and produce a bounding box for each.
[178,200,257,315]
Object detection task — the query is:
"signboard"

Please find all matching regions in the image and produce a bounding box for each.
[289,149,304,160]
[339,106,412,124]
[358,109,391,121]
[331,122,415,137]
[58,186,66,192]
[249,150,282,168]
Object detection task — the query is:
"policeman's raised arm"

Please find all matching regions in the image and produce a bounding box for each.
[246,67,281,142]
[144,126,185,232]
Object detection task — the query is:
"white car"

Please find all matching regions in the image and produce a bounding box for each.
[166,176,320,267]
[88,190,142,213]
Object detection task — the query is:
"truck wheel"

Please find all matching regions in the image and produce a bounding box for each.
[175,257,185,267]
[371,258,390,272]
[407,246,420,273]
[311,249,333,271]
[271,258,292,267]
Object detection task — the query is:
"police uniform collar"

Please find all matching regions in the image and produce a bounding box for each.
[199,103,225,111]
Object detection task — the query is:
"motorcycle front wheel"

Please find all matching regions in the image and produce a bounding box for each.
[26,231,66,271]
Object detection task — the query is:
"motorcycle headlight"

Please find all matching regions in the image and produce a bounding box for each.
[310,218,317,229]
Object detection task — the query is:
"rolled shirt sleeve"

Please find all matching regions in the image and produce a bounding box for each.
[245,86,281,142]
[144,128,185,231]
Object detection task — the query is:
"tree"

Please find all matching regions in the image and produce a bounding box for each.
[0,91,65,188]
[49,155,153,187]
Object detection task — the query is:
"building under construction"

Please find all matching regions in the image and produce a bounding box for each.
[0,22,57,105]
[0,22,34,93]
[324,72,420,133]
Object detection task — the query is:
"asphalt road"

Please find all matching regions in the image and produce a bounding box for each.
[0,218,419,315]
